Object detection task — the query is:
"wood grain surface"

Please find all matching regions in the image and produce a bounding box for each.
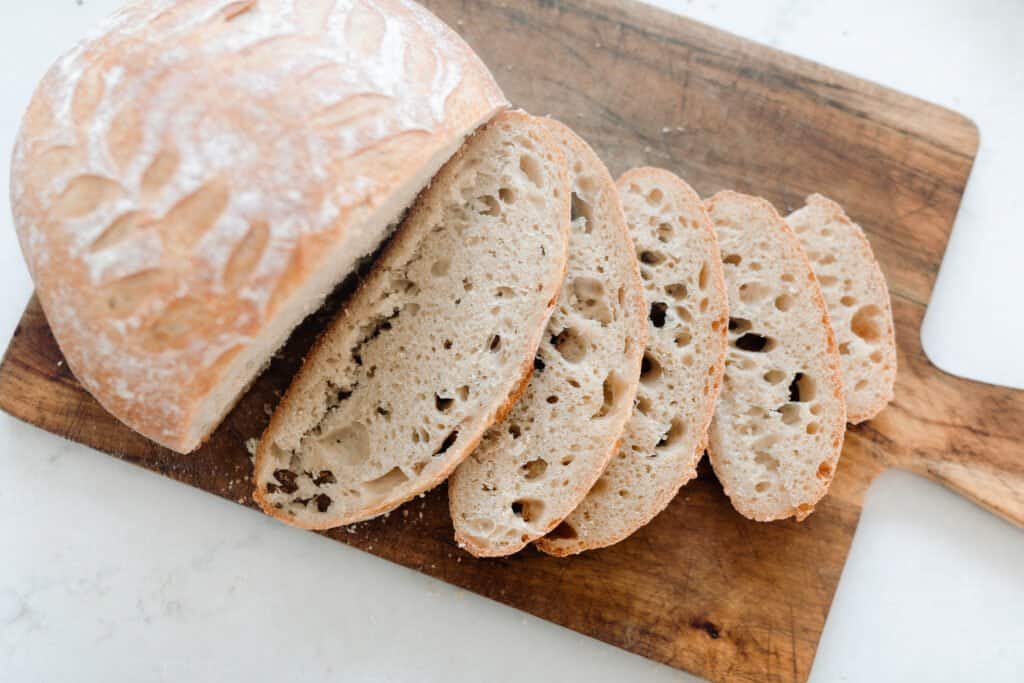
[2,2,1017,682]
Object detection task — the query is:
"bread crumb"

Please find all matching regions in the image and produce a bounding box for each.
[245,438,259,456]
[263,403,274,417]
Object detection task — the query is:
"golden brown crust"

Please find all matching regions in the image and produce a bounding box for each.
[12,0,507,453]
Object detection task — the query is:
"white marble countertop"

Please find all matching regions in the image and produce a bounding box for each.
[1,1,1022,681]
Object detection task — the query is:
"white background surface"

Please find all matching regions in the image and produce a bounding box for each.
[1,1,1022,681]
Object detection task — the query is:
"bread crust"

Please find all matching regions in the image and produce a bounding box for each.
[254,110,572,529]
[11,0,507,452]
[536,167,728,557]
[703,191,846,523]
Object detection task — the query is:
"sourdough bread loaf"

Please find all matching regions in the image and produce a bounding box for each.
[254,111,571,529]
[448,119,647,557]
[787,195,896,423]
[537,168,728,556]
[704,191,846,522]
[10,0,507,452]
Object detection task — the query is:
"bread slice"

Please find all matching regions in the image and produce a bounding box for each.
[253,111,570,529]
[787,195,896,423]
[704,191,846,522]
[537,168,728,556]
[448,119,648,557]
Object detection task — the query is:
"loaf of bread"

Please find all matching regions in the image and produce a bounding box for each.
[10,0,507,452]
[704,192,846,522]
[787,195,896,423]
[537,168,728,556]
[448,119,647,557]
[253,111,571,529]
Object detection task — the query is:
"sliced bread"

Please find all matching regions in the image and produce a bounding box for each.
[448,119,648,557]
[537,168,729,557]
[787,195,896,423]
[704,191,846,522]
[253,111,571,529]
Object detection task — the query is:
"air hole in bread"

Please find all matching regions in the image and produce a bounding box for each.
[499,187,517,204]
[362,467,409,499]
[810,403,823,416]
[457,385,470,401]
[223,0,256,21]
[855,379,868,391]
[840,295,857,307]
[271,469,299,495]
[319,423,370,467]
[640,353,663,385]
[764,369,787,384]
[431,258,451,277]
[817,462,832,479]
[779,403,802,425]
[519,155,543,186]
[723,254,742,266]
[647,188,664,205]
[434,430,459,457]
[314,471,337,486]
[754,451,779,472]
[488,334,502,352]
[677,306,694,324]
[552,327,588,363]
[699,297,709,313]
[511,498,544,523]
[548,521,578,540]
[870,350,883,364]
[806,422,821,435]
[572,278,613,323]
[781,273,795,283]
[788,373,816,402]
[749,262,762,272]
[755,482,770,493]
[735,333,774,353]
[775,294,794,312]
[593,372,624,419]
[739,282,771,304]
[818,274,838,288]
[698,263,710,290]
[571,192,593,232]
[521,458,548,480]
[852,305,883,343]
[640,250,667,266]
[819,253,837,266]
[640,268,653,282]
[656,418,686,450]
[496,286,515,298]
[729,317,752,334]
[534,356,546,373]
[476,195,501,217]
[636,394,652,415]
[435,394,454,413]
[657,222,674,242]
[618,489,630,498]
[666,283,688,300]
[675,331,692,347]
[838,342,851,356]
[560,455,575,467]
[650,301,668,328]
[547,395,559,404]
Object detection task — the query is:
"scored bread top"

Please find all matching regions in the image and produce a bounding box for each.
[253,110,571,529]
[787,195,896,423]
[537,168,728,557]
[448,119,647,557]
[704,191,846,522]
[10,0,506,452]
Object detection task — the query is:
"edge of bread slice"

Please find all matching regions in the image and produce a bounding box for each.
[448,119,648,557]
[253,111,571,529]
[537,168,729,557]
[787,194,896,423]
[704,191,846,522]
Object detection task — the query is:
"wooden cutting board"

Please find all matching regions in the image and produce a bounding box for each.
[1,1,1019,681]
